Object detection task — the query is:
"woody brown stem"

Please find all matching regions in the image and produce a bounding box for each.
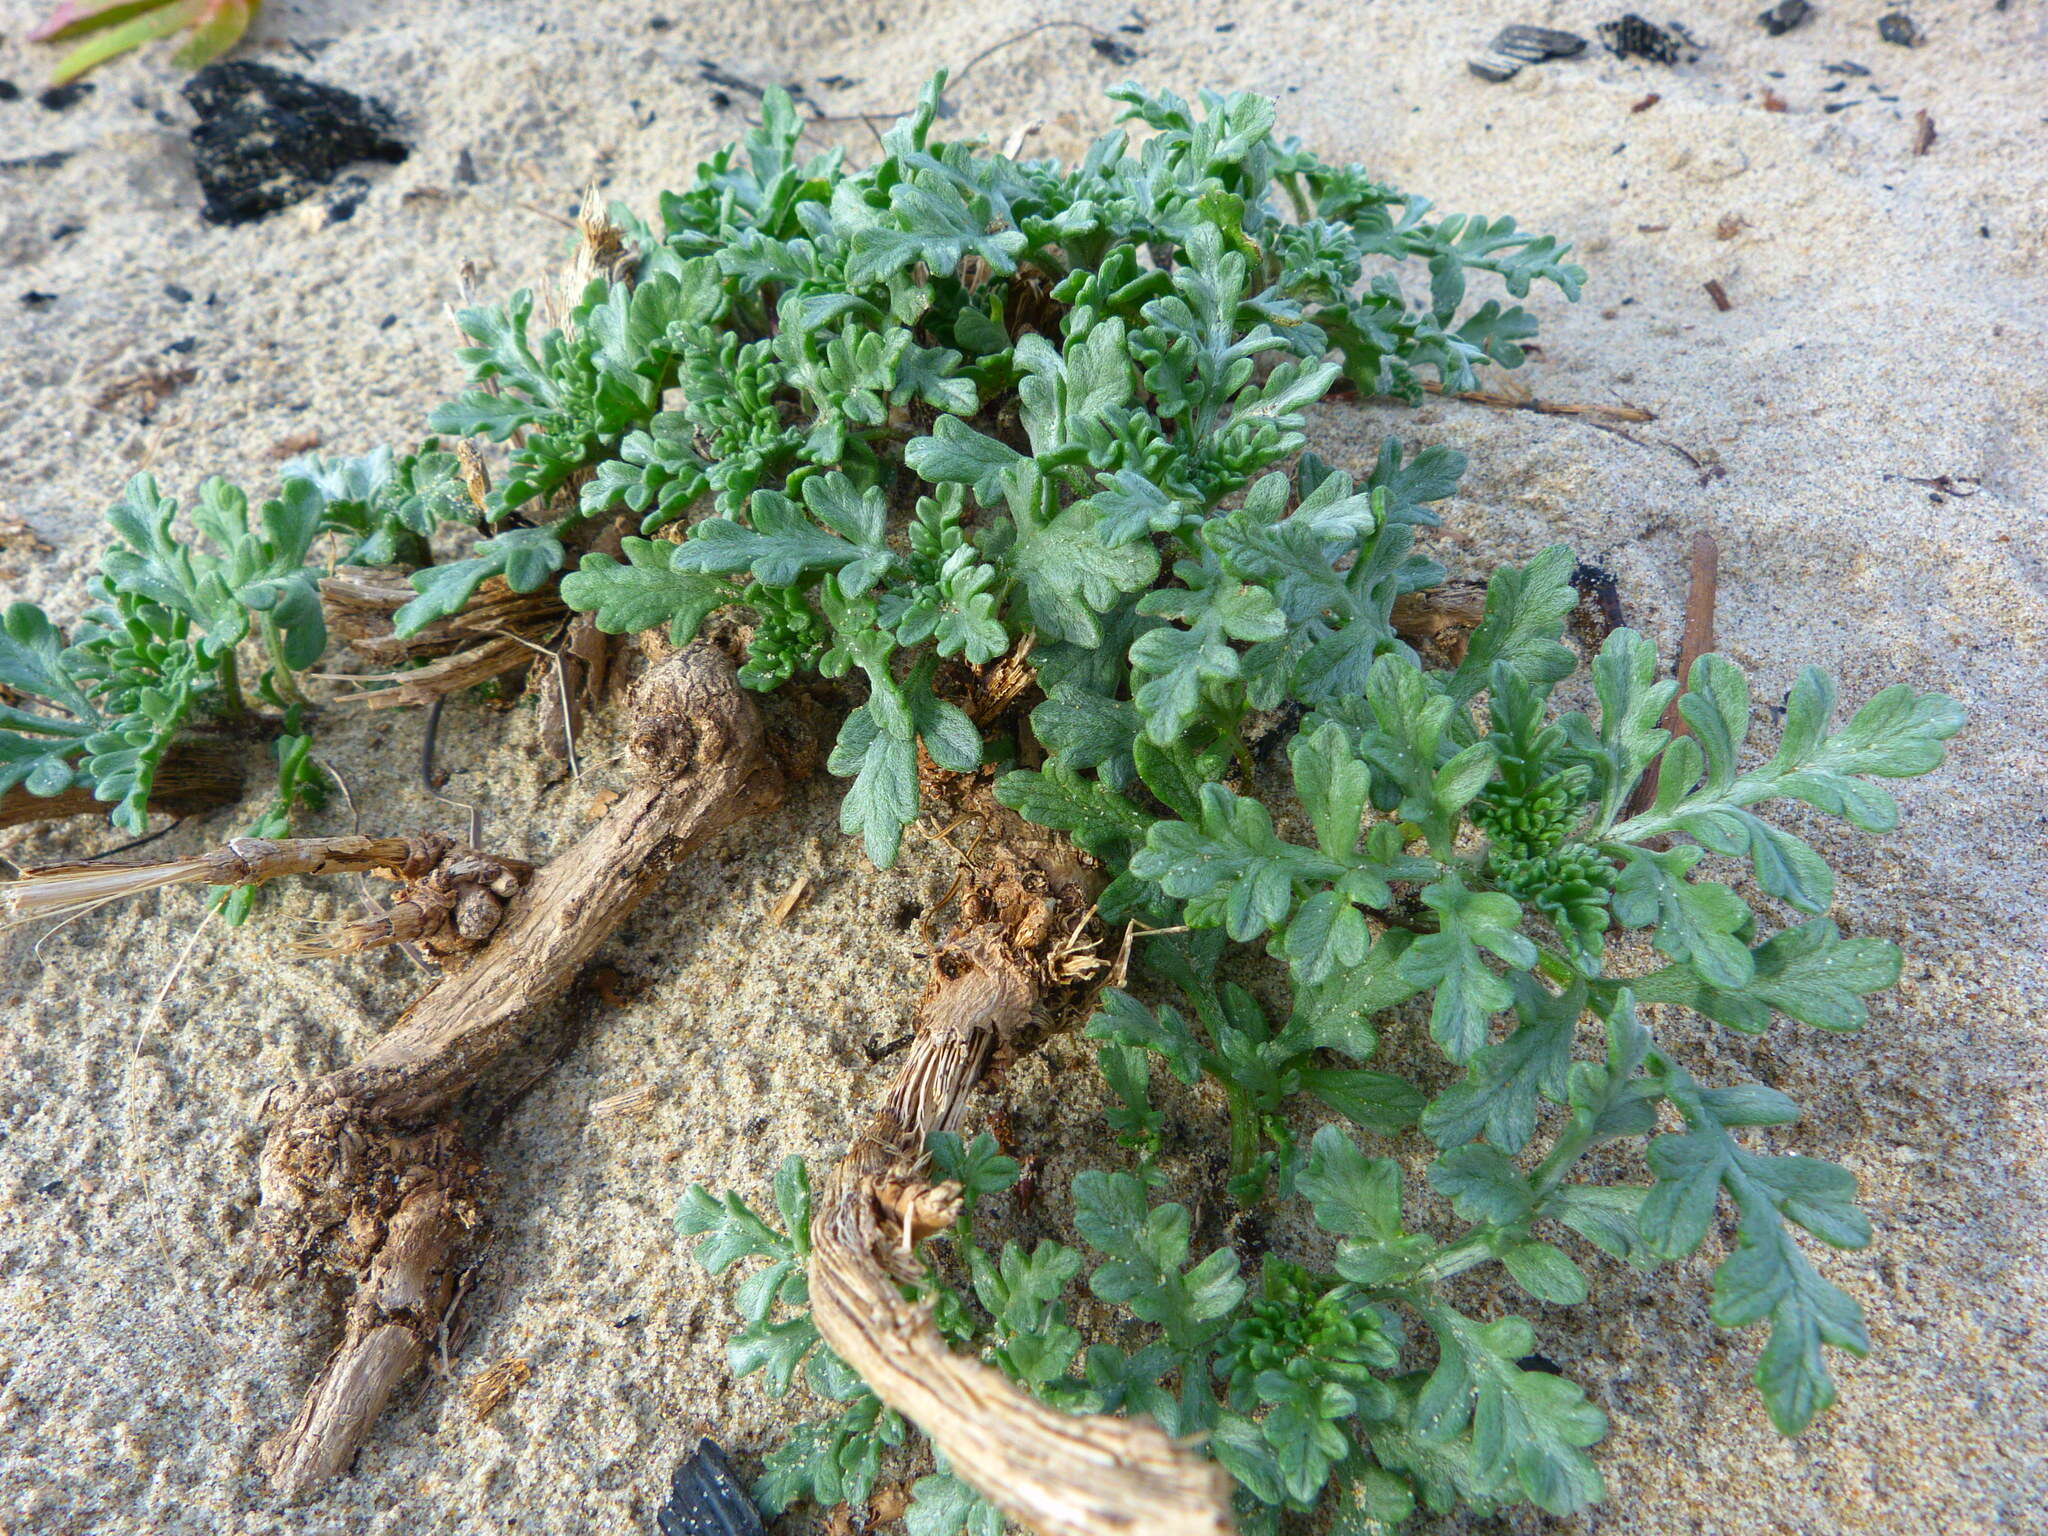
[257,645,785,1501]
[807,820,1234,1536]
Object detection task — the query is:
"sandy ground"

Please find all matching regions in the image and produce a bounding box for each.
[2,1,2045,1532]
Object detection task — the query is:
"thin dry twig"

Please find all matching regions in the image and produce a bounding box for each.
[802,21,1123,125]
[766,875,812,926]
[1,835,448,932]
[1419,381,1657,422]
[589,1083,658,1121]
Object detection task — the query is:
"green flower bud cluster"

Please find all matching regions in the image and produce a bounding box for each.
[1471,766,1587,859]
[738,580,827,691]
[1491,839,1617,952]
[1222,1262,1398,1403]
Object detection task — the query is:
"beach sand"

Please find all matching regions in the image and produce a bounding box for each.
[1,1,2044,1532]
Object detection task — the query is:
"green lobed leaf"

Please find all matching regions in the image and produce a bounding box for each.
[1397,873,1538,1063]
[1639,1063,1872,1434]
[560,537,730,643]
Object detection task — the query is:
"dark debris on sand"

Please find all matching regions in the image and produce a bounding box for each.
[182,62,409,226]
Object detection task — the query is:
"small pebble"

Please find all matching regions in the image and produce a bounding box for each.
[38,81,93,111]
[1757,0,1811,35]
[1599,14,1685,66]
[1878,12,1922,46]
[1469,24,1586,82]
[1495,25,1588,62]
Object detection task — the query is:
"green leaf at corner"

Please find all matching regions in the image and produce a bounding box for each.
[1445,544,1577,704]
[1629,918,1902,1034]
[1013,502,1159,648]
[1297,1124,1404,1240]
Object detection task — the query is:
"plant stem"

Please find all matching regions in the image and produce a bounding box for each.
[216,646,247,717]
[1223,1080,1264,1187]
[1281,174,1313,224]
[1417,1231,1498,1285]
[259,614,308,705]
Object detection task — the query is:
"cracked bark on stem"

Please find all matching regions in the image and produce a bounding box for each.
[259,645,784,1501]
[808,882,1234,1536]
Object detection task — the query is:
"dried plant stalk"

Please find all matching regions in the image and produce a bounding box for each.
[808,817,1234,1536]
[326,636,542,711]
[319,569,566,667]
[258,646,785,1500]
[261,1127,476,1497]
[1626,531,1720,819]
[1,834,450,930]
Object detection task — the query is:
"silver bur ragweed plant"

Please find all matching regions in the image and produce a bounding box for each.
[7,67,1959,1534]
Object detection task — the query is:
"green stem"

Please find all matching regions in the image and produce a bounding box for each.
[1224,1080,1264,1187]
[1533,942,1579,986]
[1231,734,1258,785]
[257,614,307,705]
[215,646,246,718]
[1417,1231,1498,1285]
[1281,174,1313,224]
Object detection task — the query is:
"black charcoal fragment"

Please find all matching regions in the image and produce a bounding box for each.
[1757,0,1811,36]
[657,1439,764,1536]
[182,62,408,226]
[1598,14,1684,66]
[1878,12,1921,46]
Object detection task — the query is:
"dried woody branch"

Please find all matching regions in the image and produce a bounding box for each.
[257,645,783,1499]
[1,833,493,933]
[807,796,1234,1536]
[318,569,568,711]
